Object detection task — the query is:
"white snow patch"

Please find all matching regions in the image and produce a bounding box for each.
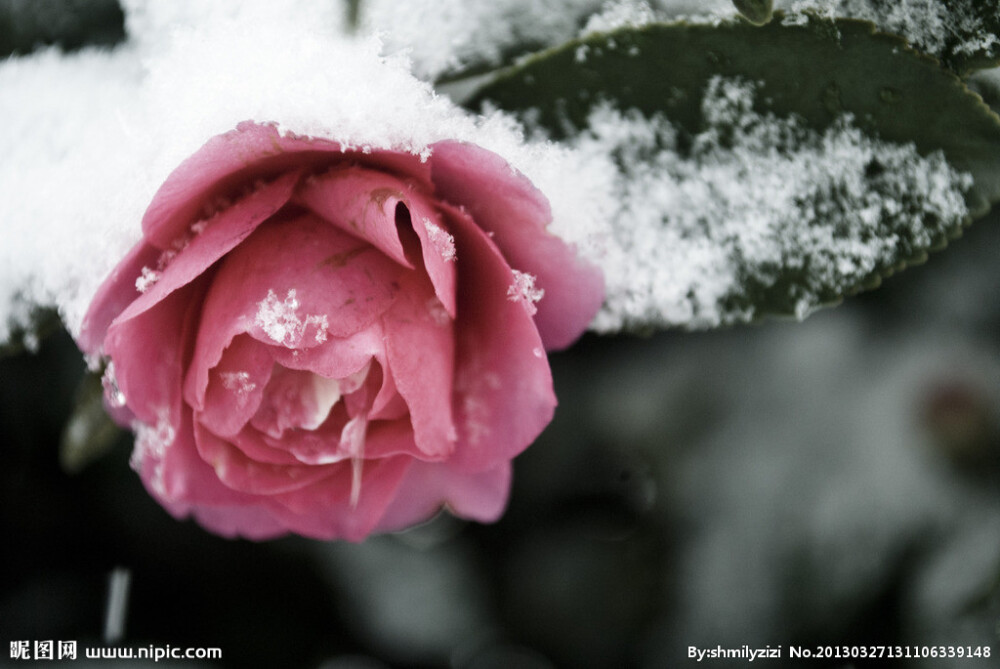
[507,269,545,315]
[564,77,972,331]
[219,370,257,400]
[254,289,329,348]
[582,0,657,36]
[135,266,160,294]
[423,218,457,262]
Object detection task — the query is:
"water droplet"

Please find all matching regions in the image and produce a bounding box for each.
[101,362,127,408]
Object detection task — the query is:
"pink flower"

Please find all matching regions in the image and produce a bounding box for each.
[78,122,604,540]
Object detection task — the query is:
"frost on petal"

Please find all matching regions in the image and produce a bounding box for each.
[130,408,177,498]
[507,269,545,316]
[423,217,457,262]
[135,266,160,294]
[254,289,330,348]
[220,371,258,403]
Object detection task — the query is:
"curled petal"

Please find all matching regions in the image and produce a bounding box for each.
[430,141,604,350]
[297,167,457,316]
[382,271,457,459]
[78,240,161,355]
[444,202,556,472]
[193,421,339,496]
[144,122,432,249]
[105,281,205,428]
[197,335,274,438]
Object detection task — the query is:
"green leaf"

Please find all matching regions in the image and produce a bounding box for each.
[469,14,1000,327]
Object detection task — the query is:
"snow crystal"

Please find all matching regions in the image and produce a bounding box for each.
[254,289,330,348]
[135,266,160,293]
[220,370,257,399]
[507,270,545,315]
[423,218,457,262]
[565,77,972,330]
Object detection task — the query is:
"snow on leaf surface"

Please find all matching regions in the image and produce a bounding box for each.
[573,80,971,329]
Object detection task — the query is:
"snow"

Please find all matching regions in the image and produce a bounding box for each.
[507,270,545,315]
[423,219,457,262]
[581,0,658,36]
[219,371,257,400]
[255,289,330,348]
[566,77,972,330]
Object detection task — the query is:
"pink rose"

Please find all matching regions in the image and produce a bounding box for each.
[78,122,604,540]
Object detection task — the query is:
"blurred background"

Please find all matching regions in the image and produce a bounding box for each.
[2,2,1000,667]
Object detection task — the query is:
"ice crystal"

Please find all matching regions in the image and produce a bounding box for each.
[220,370,257,400]
[507,270,545,315]
[254,289,330,348]
[423,218,457,262]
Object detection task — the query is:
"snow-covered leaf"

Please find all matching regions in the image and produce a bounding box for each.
[469,15,1000,329]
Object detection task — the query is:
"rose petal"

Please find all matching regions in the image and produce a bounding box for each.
[381,271,457,459]
[78,240,160,355]
[113,170,303,328]
[193,420,340,495]
[296,167,457,316]
[144,122,432,249]
[266,455,412,541]
[268,325,405,421]
[430,140,604,350]
[443,202,557,472]
[183,213,402,410]
[187,504,288,540]
[105,281,204,427]
[249,366,347,439]
[197,334,274,438]
[227,424,304,466]
[135,407,262,508]
[376,460,512,533]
